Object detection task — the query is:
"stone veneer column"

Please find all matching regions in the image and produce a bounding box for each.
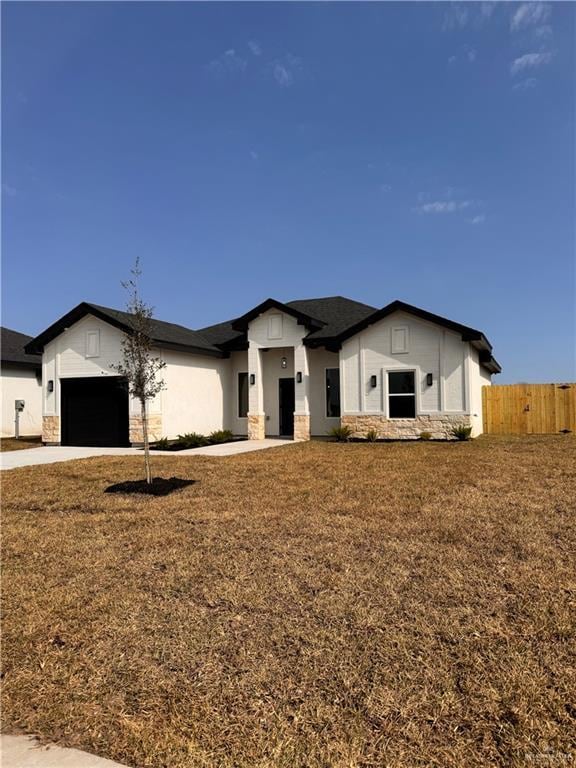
[42,415,60,445]
[129,414,163,445]
[247,342,266,440]
[248,414,266,440]
[294,414,311,442]
[293,342,311,441]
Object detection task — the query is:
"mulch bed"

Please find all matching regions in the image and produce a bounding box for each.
[150,438,247,451]
[104,477,196,495]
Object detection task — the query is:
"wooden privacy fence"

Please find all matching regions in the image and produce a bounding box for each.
[482,383,576,435]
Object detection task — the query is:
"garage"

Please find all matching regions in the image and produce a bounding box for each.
[61,377,129,447]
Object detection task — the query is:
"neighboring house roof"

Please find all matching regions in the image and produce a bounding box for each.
[25,296,500,373]
[25,302,223,358]
[1,327,41,369]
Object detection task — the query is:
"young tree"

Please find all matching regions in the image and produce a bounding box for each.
[113,259,166,484]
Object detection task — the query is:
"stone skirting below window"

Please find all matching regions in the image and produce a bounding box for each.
[248,413,266,440]
[42,415,60,444]
[341,413,472,440]
[129,414,163,445]
[294,414,311,441]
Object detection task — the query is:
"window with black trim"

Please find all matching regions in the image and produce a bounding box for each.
[388,371,416,418]
[238,372,248,418]
[326,368,341,417]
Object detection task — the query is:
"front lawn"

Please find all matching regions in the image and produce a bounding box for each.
[0,436,42,452]
[2,437,575,767]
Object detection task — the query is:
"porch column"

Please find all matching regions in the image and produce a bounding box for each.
[247,342,265,440]
[294,342,311,441]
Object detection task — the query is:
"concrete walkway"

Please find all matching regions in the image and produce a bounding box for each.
[0,735,129,767]
[0,438,290,471]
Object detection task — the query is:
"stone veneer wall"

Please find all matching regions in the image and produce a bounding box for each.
[129,414,163,445]
[341,414,472,440]
[42,415,60,444]
[248,414,266,440]
[293,414,311,441]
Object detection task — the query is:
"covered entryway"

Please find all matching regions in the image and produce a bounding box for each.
[61,377,129,447]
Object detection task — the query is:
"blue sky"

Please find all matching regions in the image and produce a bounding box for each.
[2,1,574,382]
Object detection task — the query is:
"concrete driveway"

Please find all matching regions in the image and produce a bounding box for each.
[0,735,129,767]
[0,438,290,470]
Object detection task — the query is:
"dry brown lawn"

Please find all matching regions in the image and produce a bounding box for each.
[2,436,575,768]
[0,436,42,452]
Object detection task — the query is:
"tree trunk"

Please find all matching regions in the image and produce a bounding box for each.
[141,397,152,484]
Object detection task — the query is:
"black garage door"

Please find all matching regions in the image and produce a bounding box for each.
[61,377,129,447]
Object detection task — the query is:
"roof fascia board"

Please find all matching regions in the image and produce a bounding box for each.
[231,298,325,332]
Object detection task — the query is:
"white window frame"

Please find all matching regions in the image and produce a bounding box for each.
[386,367,419,420]
[85,330,100,358]
[391,326,409,354]
[325,366,341,419]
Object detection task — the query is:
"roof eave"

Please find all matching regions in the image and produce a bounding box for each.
[231,298,326,333]
[24,302,131,355]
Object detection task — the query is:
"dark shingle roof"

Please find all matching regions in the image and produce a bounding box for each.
[286,296,377,340]
[25,303,223,357]
[1,327,41,368]
[196,296,377,349]
[86,304,221,355]
[25,296,500,373]
[194,319,246,349]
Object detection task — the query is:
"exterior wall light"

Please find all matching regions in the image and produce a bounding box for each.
[426,373,433,386]
[250,374,255,386]
[370,375,377,388]
[281,357,288,369]
[47,380,54,392]
[296,371,302,383]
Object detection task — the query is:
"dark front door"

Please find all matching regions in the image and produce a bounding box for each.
[61,377,129,447]
[278,377,295,437]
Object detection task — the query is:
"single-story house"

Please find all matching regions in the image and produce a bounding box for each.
[25,297,500,446]
[1,327,43,437]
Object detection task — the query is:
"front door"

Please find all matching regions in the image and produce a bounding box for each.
[278,378,295,437]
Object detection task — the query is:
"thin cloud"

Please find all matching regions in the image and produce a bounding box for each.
[480,2,497,20]
[469,214,486,225]
[443,1,497,30]
[248,40,262,57]
[510,51,552,76]
[249,150,259,161]
[380,184,392,193]
[513,77,538,90]
[2,183,17,197]
[443,3,469,31]
[269,54,304,88]
[533,24,553,41]
[205,49,247,79]
[465,45,477,63]
[416,200,473,214]
[511,2,551,31]
[448,55,457,64]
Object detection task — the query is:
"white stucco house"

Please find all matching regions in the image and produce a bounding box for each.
[25,297,500,446]
[1,327,43,437]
